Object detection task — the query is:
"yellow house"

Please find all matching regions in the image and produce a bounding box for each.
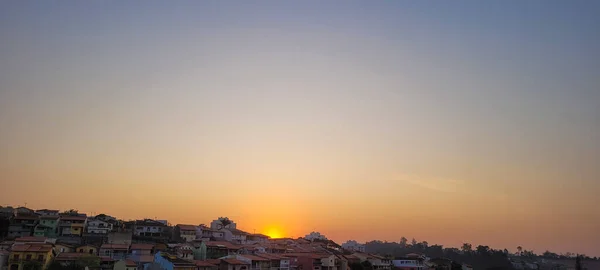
[8,243,54,270]
[58,216,87,237]
[76,245,98,255]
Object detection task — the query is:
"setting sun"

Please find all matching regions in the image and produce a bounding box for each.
[264,227,284,239]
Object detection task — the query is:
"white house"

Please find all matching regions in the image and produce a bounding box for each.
[304,232,327,241]
[227,228,249,244]
[341,240,365,252]
[175,224,197,242]
[87,219,113,234]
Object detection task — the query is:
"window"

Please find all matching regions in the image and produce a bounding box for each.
[79,249,84,253]
[26,255,32,261]
[13,255,19,260]
[37,255,43,261]
[89,249,93,254]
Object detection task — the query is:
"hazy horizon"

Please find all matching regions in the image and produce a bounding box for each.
[1,1,599,257]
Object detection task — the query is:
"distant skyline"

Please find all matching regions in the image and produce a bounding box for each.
[1,1,599,257]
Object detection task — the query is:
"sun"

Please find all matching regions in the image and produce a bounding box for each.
[264,227,283,239]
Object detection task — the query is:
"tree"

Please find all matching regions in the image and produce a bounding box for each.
[217,217,232,229]
[411,238,417,246]
[23,261,42,270]
[476,245,490,255]
[360,260,373,270]
[461,243,472,253]
[517,246,523,256]
[422,241,429,249]
[399,237,408,247]
[576,254,582,270]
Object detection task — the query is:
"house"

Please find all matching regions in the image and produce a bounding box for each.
[8,215,39,238]
[34,209,59,216]
[130,244,154,256]
[54,243,75,254]
[246,234,270,244]
[205,242,241,259]
[100,244,130,260]
[220,258,250,270]
[195,260,218,270]
[95,214,118,223]
[129,244,155,266]
[284,253,328,270]
[304,232,327,241]
[196,226,226,241]
[14,208,34,215]
[227,229,250,245]
[352,253,391,270]
[8,243,54,270]
[34,216,59,237]
[59,215,87,236]
[174,225,197,242]
[76,244,99,255]
[133,220,167,240]
[230,254,270,270]
[256,253,290,270]
[392,255,426,270]
[88,219,113,234]
[152,252,196,270]
[54,252,100,266]
[341,241,365,253]
[114,259,138,270]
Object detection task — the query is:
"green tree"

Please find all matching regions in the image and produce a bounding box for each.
[461,243,472,253]
[23,261,42,270]
[517,246,523,256]
[411,238,417,246]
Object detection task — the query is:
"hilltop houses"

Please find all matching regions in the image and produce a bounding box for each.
[0,208,487,270]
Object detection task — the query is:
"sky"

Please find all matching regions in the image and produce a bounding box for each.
[1,0,599,256]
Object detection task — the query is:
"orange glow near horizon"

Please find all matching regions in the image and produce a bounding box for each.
[264,226,284,239]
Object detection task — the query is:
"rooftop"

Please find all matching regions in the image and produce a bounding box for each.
[194,260,217,267]
[130,244,154,250]
[11,244,53,252]
[222,258,250,265]
[101,244,129,250]
[177,224,197,231]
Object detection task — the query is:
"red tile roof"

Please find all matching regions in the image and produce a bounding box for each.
[130,244,154,250]
[194,260,217,267]
[125,259,137,267]
[177,224,197,231]
[11,244,53,252]
[100,244,129,250]
[205,241,240,250]
[40,215,60,220]
[240,255,269,261]
[15,236,47,243]
[222,258,250,265]
[206,259,221,265]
